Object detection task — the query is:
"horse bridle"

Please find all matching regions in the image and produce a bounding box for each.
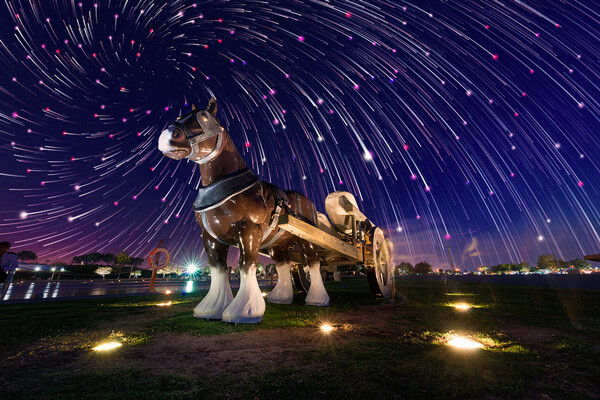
[170,109,225,164]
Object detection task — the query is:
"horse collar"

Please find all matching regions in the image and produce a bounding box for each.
[193,168,259,212]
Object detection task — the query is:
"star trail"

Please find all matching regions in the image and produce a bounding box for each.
[1,0,599,269]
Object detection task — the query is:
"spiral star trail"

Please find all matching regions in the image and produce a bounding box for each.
[1,0,599,269]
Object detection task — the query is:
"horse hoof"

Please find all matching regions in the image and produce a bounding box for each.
[267,297,293,305]
[193,311,223,320]
[306,299,330,307]
[221,314,263,324]
[267,290,293,304]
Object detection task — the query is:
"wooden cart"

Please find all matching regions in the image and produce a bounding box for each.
[276,195,395,299]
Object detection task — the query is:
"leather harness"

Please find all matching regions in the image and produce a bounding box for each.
[170,109,226,164]
[192,169,290,248]
[173,109,311,249]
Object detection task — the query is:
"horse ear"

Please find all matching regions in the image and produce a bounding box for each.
[207,98,217,116]
[191,103,197,110]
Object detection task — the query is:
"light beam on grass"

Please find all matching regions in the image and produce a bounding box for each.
[447,335,484,349]
[156,301,172,306]
[93,342,122,351]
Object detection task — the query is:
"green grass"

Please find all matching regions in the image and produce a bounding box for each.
[1,278,599,399]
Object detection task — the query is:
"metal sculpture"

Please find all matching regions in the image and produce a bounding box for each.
[147,239,171,292]
[158,98,393,323]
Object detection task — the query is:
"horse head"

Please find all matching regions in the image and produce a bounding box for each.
[158,98,224,162]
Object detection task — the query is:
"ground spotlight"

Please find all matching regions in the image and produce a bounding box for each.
[452,302,472,311]
[320,323,334,333]
[447,335,484,349]
[93,342,122,351]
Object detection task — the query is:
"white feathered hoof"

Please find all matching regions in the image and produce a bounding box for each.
[305,262,330,307]
[267,262,293,305]
[222,265,266,323]
[193,267,233,320]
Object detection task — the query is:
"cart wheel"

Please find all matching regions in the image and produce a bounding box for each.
[291,264,310,293]
[365,227,394,298]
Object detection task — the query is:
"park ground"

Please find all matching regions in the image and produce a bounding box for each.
[1,278,599,399]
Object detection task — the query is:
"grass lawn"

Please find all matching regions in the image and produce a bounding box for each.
[1,278,599,399]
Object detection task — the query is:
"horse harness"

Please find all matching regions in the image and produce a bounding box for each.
[193,169,292,249]
[170,109,226,164]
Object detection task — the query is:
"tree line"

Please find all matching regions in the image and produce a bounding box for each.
[396,254,594,275]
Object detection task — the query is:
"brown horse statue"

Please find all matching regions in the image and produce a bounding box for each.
[158,98,329,323]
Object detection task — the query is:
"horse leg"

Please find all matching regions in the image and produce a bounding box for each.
[193,234,233,319]
[300,241,330,307]
[266,247,293,304]
[222,221,265,323]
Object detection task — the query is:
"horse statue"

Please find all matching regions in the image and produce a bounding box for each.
[158,98,329,323]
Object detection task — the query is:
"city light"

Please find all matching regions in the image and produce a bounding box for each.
[447,335,484,349]
[165,290,172,295]
[92,342,122,351]
[186,264,198,274]
[320,323,334,333]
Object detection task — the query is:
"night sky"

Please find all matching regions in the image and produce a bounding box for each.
[1,0,599,270]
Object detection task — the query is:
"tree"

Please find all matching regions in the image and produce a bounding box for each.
[492,264,508,274]
[51,261,67,267]
[157,264,178,277]
[130,270,142,278]
[17,250,37,263]
[257,262,265,276]
[130,257,144,267]
[414,261,432,275]
[396,262,414,275]
[101,253,115,265]
[537,254,559,271]
[89,252,103,264]
[570,259,591,270]
[116,251,130,266]
[115,251,131,277]
[508,263,521,272]
[518,262,530,272]
[95,267,112,279]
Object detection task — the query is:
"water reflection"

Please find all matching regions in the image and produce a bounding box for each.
[24,283,35,300]
[0,277,268,302]
[43,282,51,299]
[2,283,13,300]
[52,282,60,298]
